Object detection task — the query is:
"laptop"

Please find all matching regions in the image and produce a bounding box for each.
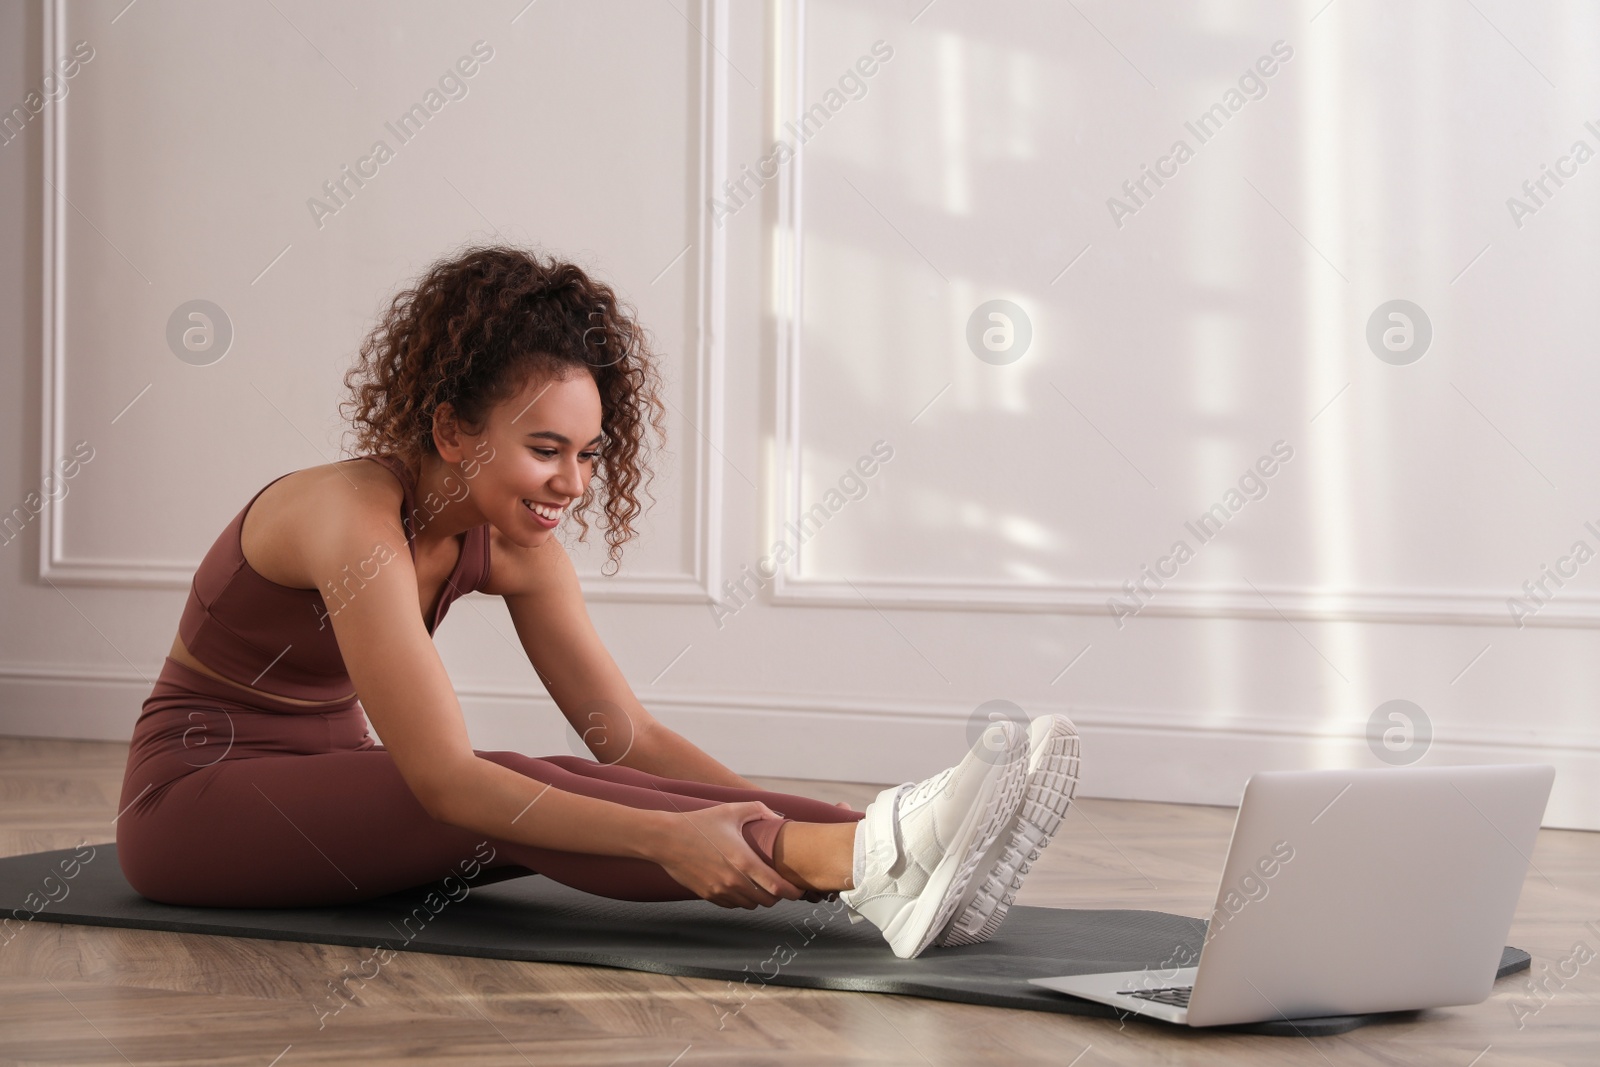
[1028,763,1555,1027]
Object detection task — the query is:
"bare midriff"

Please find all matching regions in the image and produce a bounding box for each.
[167,634,357,708]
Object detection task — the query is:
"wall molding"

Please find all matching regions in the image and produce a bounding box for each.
[761,0,1600,629]
[36,0,726,605]
[15,660,1596,750]
[770,0,807,610]
[769,575,1600,629]
[4,661,1595,829]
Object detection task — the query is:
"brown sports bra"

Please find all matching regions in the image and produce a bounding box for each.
[176,455,492,702]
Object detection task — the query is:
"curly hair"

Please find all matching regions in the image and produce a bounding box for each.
[341,245,667,573]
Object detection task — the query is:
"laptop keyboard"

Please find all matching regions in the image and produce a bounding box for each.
[1125,985,1193,1008]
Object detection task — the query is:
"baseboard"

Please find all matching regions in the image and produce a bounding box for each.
[3,664,1596,830]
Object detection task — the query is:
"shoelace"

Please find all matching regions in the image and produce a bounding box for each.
[858,768,950,883]
[898,767,953,812]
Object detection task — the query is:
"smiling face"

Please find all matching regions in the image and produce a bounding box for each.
[445,369,605,548]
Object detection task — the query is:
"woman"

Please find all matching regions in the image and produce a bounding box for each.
[115,246,1080,960]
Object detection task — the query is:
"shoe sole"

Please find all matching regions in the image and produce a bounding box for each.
[889,725,1031,959]
[936,716,1081,947]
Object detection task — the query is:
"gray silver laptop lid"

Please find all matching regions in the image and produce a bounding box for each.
[1185,763,1554,1027]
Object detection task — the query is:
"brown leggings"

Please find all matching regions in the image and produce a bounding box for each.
[116,659,863,909]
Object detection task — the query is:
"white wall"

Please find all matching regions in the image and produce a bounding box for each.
[3,0,1597,828]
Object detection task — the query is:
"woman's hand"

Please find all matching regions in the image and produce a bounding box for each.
[651,802,807,909]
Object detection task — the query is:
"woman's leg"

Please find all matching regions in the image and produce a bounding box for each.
[768,821,857,893]
[116,745,861,909]
[528,753,864,897]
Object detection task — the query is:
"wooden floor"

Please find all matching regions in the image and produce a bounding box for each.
[1,736,1596,1066]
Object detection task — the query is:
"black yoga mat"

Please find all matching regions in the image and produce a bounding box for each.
[2,844,1528,1037]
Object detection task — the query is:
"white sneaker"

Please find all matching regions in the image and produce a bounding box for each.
[838,720,1029,960]
[935,713,1081,947]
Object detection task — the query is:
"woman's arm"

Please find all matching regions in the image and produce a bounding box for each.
[292,476,797,905]
[483,528,758,788]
